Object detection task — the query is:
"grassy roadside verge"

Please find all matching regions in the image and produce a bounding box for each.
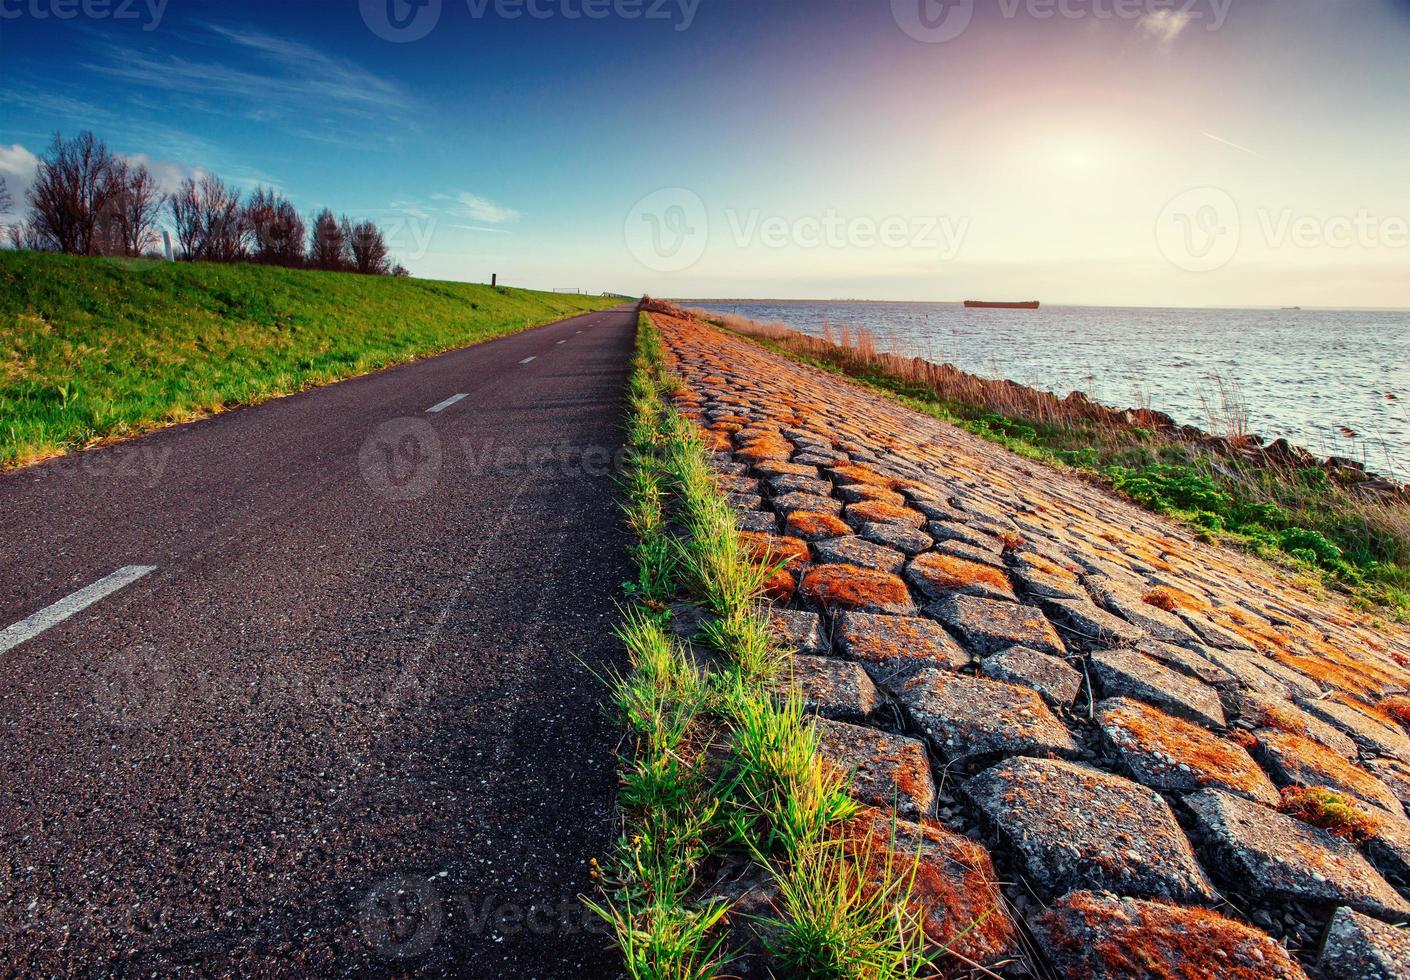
[0,250,618,467]
[588,313,932,978]
[700,312,1409,621]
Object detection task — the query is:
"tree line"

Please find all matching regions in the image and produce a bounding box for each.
[0,131,408,276]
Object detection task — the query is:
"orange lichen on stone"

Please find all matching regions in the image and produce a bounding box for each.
[1100,698,1273,800]
[784,511,853,540]
[998,531,1025,552]
[835,808,1020,971]
[846,500,925,527]
[1035,891,1307,980]
[907,552,1012,595]
[830,464,892,487]
[760,567,796,602]
[799,564,913,613]
[1278,786,1376,843]
[738,532,809,570]
[1379,694,1410,730]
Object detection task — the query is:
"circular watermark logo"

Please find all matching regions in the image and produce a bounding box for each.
[360,0,443,42]
[359,418,443,501]
[92,644,176,729]
[624,187,709,273]
[892,0,975,43]
[360,875,443,959]
[1155,186,1240,272]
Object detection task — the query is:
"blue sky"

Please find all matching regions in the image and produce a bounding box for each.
[2,0,1409,306]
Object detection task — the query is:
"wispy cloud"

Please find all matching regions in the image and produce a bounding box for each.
[1138,10,1193,44]
[0,144,41,217]
[79,23,412,138]
[1202,131,1263,158]
[434,191,521,224]
[450,224,513,234]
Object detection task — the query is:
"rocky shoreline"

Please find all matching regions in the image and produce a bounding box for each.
[650,303,1410,976]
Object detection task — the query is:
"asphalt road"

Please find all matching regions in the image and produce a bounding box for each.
[0,306,638,976]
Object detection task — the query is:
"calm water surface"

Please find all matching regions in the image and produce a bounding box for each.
[692,301,1409,479]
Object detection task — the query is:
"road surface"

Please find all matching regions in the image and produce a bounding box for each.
[0,306,638,975]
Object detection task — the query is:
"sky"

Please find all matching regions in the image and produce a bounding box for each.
[1,0,1409,307]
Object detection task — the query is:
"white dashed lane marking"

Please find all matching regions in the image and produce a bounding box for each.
[426,394,468,414]
[0,566,157,655]
[520,356,536,364]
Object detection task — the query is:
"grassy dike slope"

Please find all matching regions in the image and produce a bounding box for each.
[0,251,618,467]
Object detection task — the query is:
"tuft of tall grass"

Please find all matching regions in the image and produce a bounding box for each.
[593,312,935,978]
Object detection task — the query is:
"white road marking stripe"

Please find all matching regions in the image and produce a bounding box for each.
[519,356,536,364]
[575,330,582,334]
[426,394,467,414]
[0,565,157,655]
[556,340,566,345]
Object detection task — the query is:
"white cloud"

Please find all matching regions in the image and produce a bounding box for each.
[434,191,521,224]
[1138,10,1193,44]
[0,144,40,218]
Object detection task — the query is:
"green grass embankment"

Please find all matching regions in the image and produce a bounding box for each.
[0,251,619,467]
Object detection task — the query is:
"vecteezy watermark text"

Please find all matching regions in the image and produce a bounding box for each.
[1155,186,1410,273]
[0,0,168,30]
[623,187,969,273]
[361,0,698,42]
[891,0,1232,44]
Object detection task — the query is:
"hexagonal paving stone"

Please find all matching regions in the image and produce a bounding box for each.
[727,492,765,511]
[1041,597,1146,647]
[779,656,878,723]
[839,808,1023,972]
[964,757,1215,903]
[833,611,969,683]
[811,536,906,575]
[1249,727,1402,812]
[773,491,843,516]
[768,608,827,655]
[799,564,917,616]
[979,646,1083,709]
[1227,689,1358,759]
[813,718,935,819]
[857,521,931,556]
[765,474,834,497]
[924,594,1065,658]
[845,500,926,528]
[925,520,1002,554]
[1185,789,1410,920]
[1295,696,1410,762]
[835,484,905,506]
[896,669,1078,762]
[1032,891,1308,980]
[736,510,779,534]
[1133,639,1237,688]
[1089,648,1226,729]
[1089,578,1201,647]
[1365,758,1410,809]
[1317,905,1410,979]
[905,551,1016,603]
[783,511,853,542]
[1096,697,1279,805]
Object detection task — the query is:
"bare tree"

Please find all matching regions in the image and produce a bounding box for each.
[0,175,12,217]
[168,174,247,261]
[349,220,390,275]
[391,262,411,278]
[245,187,306,266]
[309,208,350,271]
[105,160,162,256]
[6,223,22,250]
[26,131,122,254]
